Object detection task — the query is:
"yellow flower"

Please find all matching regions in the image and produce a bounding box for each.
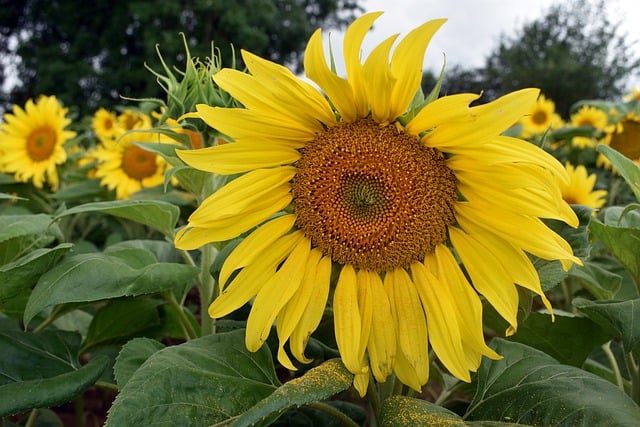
[519,94,562,137]
[92,108,120,141]
[117,109,152,132]
[88,130,174,199]
[0,95,76,190]
[560,163,607,209]
[174,12,581,396]
[598,113,640,171]
[570,105,609,148]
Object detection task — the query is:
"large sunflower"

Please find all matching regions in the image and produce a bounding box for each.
[0,95,76,190]
[174,12,581,395]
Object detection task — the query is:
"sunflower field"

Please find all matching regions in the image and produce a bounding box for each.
[1,12,640,427]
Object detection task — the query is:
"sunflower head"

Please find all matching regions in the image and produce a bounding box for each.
[92,108,120,141]
[561,163,607,209]
[520,94,562,136]
[174,12,581,396]
[0,95,76,190]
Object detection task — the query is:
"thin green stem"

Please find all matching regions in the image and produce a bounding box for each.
[95,381,120,392]
[32,306,63,333]
[601,341,624,391]
[307,401,361,427]
[367,376,381,427]
[24,409,39,427]
[198,244,217,335]
[163,291,197,340]
[74,396,86,427]
[625,352,640,404]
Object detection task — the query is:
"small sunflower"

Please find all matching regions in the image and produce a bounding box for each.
[175,12,581,395]
[570,105,609,148]
[561,163,607,209]
[519,94,562,137]
[89,129,175,199]
[117,108,152,132]
[92,108,121,141]
[0,95,76,190]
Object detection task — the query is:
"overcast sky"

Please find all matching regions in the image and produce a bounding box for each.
[326,0,640,88]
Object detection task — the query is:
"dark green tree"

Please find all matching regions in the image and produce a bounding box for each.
[424,0,639,116]
[0,0,362,116]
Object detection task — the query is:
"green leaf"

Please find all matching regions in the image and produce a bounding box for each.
[106,330,279,426]
[573,297,640,354]
[0,243,73,303]
[113,337,165,389]
[232,359,354,427]
[54,199,180,238]
[507,312,610,366]
[23,250,199,327]
[465,339,640,426]
[82,298,163,352]
[0,214,62,264]
[597,144,640,200]
[589,207,640,287]
[0,329,108,416]
[568,260,622,300]
[381,395,465,426]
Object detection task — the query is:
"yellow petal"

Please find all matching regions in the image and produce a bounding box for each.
[393,341,427,392]
[239,51,337,128]
[290,253,332,364]
[195,104,316,146]
[187,167,295,224]
[362,34,398,124]
[219,214,296,288]
[384,268,429,384]
[276,249,322,369]
[208,231,304,319]
[176,142,300,175]
[367,271,396,382]
[344,11,383,118]
[353,371,370,398]
[427,89,539,148]
[411,262,470,382]
[356,269,373,359]
[333,264,365,374]
[304,29,356,122]
[404,93,478,135]
[389,19,447,120]
[448,226,519,331]
[246,238,311,352]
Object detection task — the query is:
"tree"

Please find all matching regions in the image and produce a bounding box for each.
[424,0,639,116]
[0,0,362,116]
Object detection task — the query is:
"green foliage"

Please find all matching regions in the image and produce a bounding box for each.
[0,0,362,115]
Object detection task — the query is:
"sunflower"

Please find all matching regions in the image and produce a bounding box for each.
[519,94,562,137]
[88,129,175,199]
[174,12,581,396]
[117,108,152,132]
[0,95,76,190]
[92,108,120,141]
[560,163,607,209]
[570,105,609,148]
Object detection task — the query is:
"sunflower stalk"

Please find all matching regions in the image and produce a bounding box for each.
[198,243,218,335]
[625,351,640,404]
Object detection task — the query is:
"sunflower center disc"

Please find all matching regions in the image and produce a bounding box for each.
[292,118,458,272]
[26,126,57,161]
[121,145,158,180]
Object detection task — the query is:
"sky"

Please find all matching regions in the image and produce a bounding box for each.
[325,0,640,87]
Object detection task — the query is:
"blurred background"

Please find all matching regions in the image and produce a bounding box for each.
[1,0,638,118]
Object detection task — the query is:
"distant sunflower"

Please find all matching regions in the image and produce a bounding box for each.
[560,163,607,209]
[165,118,204,149]
[117,109,152,132]
[89,130,175,199]
[570,105,609,148]
[175,12,581,395]
[0,95,76,190]
[92,108,120,141]
[519,94,562,137]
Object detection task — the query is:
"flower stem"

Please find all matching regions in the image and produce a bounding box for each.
[625,351,640,404]
[307,401,361,427]
[162,291,197,340]
[601,341,624,392]
[25,409,39,427]
[198,244,217,335]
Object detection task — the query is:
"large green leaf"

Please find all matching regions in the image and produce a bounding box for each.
[106,330,280,426]
[465,339,640,426]
[569,260,622,300]
[0,329,108,416]
[113,337,166,389]
[0,243,73,303]
[231,359,354,427]
[0,214,62,264]
[589,207,640,287]
[23,249,199,327]
[381,396,465,426]
[573,297,640,354]
[508,312,610,366]
[54,199,181,238]
[597,144,640,200]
